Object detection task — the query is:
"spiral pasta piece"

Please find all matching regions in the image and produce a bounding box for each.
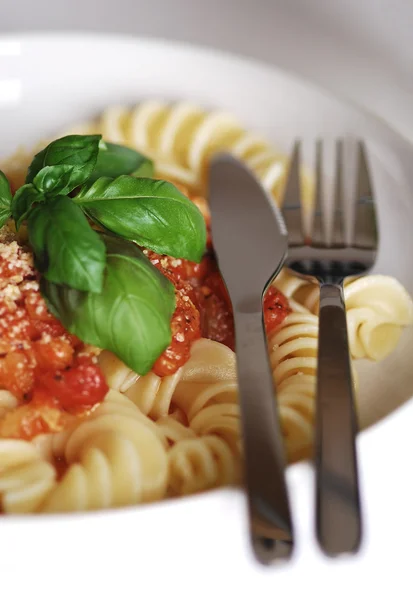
[38,390,168,513]
[267,312,318,462]
[168,435,241,496]
[0,439,56,513]
[71,101,314,207]
[189,404,241,455]
[344,275,413,360]
[171,338,238,419]
[98,350,182,419]
[277,271,413,361]
[156,416,196,445]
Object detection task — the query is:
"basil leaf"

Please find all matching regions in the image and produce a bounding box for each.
[41,234,176,375]
[12,184,45,230]
[89,142,154,183]
[26,148,47,183]
[132,160,154,178]
[28,196,106,292]
[33,165,75,196]
[26,134,101,193]
[76,176,207,262]
[0,170,12,228]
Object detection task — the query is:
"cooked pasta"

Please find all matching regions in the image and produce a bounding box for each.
[168,435,241,496]
[0,100,412,516]
[65,101,315,209]
[267,312,318,462]
[98,350,182,420]
[0,101,314,208]
[39,390,168,513]
[189,403,241,454]
[276,270,413,361]
[172,339,238,420]
[0,439,56,513]
[156,416,196,444]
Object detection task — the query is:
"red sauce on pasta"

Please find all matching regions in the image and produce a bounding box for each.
[0,189,291,434]
[146,247,291,375]
[144,188,291,354]
[0,242,108,438]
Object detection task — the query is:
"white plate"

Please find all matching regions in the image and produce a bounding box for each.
[1,33,413,597]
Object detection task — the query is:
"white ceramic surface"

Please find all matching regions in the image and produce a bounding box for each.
[1,34,413,597]
[2,0,413,145]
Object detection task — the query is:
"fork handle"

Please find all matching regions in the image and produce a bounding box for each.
[316,283,362,556]
[233,308,293,565]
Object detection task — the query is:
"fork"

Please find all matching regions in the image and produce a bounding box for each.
[281,139,377,556]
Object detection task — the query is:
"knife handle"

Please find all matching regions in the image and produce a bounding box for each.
[233,306,294,564]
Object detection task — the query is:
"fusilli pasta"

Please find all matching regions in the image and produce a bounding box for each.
[268,312,318,462]
[98,349,182,420]
[65,101,314,208]
[0,440,56,513]
[276,270,413,361]
[0,100,412,515]
[39,390,168,513]
[0,101,314,208]
[168,435,241,496]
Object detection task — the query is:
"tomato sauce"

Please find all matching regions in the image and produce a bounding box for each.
[0,188,291,438]
[0,241,108,439]
[145,248,291,376]
[147,187,291,362]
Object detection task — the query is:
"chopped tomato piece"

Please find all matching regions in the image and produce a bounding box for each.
[32,337,74,371]
[39,363,109,412]
[263,287,291,335]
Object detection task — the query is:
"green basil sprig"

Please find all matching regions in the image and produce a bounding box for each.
[26,134,101,193]
[90,142,154,183]
[0,171,12,228]
[12,184,45,230]
[76,176,206,262]
[42,234,175,375]
[0,132,207,373]
[28,196,106,293]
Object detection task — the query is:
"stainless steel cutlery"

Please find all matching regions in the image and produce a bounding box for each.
[207,139,375,564]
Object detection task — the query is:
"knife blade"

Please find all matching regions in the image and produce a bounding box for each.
[208,153,294,565]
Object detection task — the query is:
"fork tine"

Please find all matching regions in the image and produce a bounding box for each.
[320,139,342,247]
[331,139,344,247]
[310,139,343,247]
[311,139,323,245]
[281,140,305,246]
[353,142,378,250]
[300,140,317,241]
[340,137,359,246]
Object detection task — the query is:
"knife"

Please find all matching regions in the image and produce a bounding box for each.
[208,153,294,565]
